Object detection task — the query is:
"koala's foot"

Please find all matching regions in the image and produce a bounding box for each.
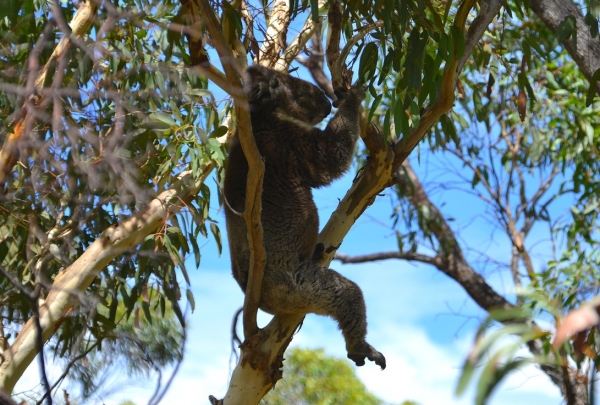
[347,342,386,370]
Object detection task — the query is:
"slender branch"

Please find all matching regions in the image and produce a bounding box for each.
[274,14,321,72]
[179,0,236,95]
[335,251,437,266]
[331,21,384,83]
[32,287,52,405]
[194,0,265,339]
[0,0,99,186]
[147,322,187,405]
[325,1,344,87]
[457,0,504,74]
[222,0,248,70]
[393,0,477,167]
[298,25,336,99]
[0,268,51,404]
[194,64,236,95]
[35,342,99,405]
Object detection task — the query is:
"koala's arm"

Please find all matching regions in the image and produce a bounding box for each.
[294,86,365,187]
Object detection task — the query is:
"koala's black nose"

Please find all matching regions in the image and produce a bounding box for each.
[324,99,332,115]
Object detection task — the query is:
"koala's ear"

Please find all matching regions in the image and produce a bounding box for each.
[246,81,271,103]
[244,65,278,103]
[269,76,279,90]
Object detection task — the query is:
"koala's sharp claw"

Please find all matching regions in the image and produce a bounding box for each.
[334,86,347,97]
[333,87,348,107]
[347,343,386,370]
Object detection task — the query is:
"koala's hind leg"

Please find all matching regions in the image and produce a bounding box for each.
[293,263,386,369]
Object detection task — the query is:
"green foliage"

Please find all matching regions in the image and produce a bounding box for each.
[262,348,385,405]
[65,291,184,399]
[456,309,550,405]
[0,0,223,363]
[1,0,600,402]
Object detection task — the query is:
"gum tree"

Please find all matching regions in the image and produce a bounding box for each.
[0,0,598,404]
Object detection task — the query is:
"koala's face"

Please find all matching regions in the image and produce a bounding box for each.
[244,66,332,125]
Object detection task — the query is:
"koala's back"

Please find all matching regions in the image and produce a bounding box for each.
[224,66,332,291]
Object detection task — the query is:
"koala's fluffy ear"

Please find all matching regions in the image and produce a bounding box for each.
[246,81,270,103]
[244,65,280,104]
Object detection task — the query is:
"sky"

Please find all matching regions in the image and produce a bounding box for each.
[14,158,565,405]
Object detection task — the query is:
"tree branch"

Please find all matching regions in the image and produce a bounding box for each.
[394,160,512,310]
[457,0,504,74]
[331,21,384,84]
[0,166,214,393]
[298,26,336,100]
[274,14,321,72]
[529,0,600,94]
[393,0,476,167]
[325,1,345,88]
[335,251,437,266]
[259,0,290,69]
[216,2,500,403]
[194,0,265,339]
[0,0,98,186]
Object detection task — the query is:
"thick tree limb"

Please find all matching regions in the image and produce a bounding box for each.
[273,14,321,72]
[529,0,600,94]
[0,167,213,393]
[338,159,589,401]
[0,0,98,186]
[259,0,289,69]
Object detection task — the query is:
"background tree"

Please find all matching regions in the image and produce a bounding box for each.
[261,348,387,405]
[0,0,599,404]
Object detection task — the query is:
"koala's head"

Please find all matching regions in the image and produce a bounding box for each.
[243,65,332,125]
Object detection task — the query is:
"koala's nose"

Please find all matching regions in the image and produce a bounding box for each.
[319,96,332,118]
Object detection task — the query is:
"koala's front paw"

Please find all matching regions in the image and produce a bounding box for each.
[347,342,386,370]
[332,84,367,107]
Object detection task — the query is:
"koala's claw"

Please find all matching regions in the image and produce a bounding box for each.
[332,87,346,107]
[333,84,366,107]
[347,343,386,370]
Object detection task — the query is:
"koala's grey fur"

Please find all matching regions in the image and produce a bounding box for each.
[224,65,385,369]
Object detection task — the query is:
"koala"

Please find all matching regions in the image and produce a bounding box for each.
[224,65,385,369]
